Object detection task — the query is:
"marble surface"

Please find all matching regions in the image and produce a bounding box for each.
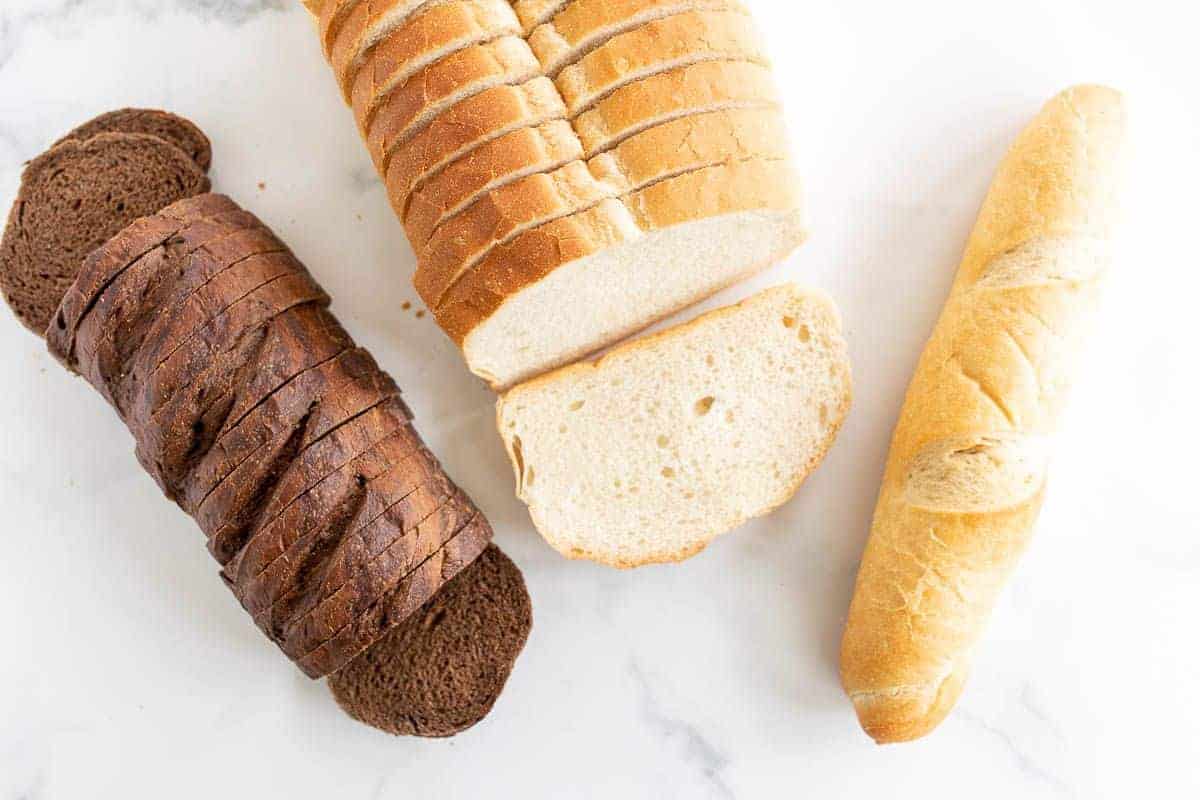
[0,1,1197,797]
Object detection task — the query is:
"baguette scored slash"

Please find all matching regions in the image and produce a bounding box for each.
[496,283,851,568]
[839,85,1128,744]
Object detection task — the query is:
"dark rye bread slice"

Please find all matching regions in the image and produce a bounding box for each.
[297,511,492,677]
[282,487,477,663]
[170,315,360,514]
[1,133,210,334]
[71,212,267,413]
[231,433,436,624]
[52,108,213,172]
[127,267,329,427]
[49,193,238,366]
[249,441,445,637]
[124,248,298,422]
[134,308,358,504]
[198,371,405,565]
[329,543,531,737]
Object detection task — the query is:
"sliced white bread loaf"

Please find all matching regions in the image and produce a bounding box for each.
[437,157,805,388]
[348,0,522,129]
[365,36,541,171]
[572,59,778,157]
[554,10,768,116]
[415,107,789,307]
[403,119,583,249]
[383,77,567,214]
[496,283,851,568]
[528,0,747,76]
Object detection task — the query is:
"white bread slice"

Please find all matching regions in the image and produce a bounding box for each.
[555,10,768,116]
[512,0,571,32]
[403,119,584,249]
[327,0,445,93]
[416,107,790,307]
[383,77,567,213]
[364,36,541,172]
[495,283,852,568]
[572,60,778,157]
[347,0,521,130]
[436,157,806,388]
[528,0,748,76]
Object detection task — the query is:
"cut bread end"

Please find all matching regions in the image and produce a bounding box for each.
[463,206,806,389]
[496,283,851,568]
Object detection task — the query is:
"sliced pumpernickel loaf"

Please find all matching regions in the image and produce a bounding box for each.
[1,133,210,334]
[51,107,213,171]
[329,543,533,737]
[496,284,852,568]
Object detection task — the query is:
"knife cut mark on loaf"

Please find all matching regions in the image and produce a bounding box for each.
[349,0,522,130]
[529,0,749,77]
[417,109,790,308]
[554,10,769,116]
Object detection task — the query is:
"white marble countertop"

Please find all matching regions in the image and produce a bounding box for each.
[1,1,1196,797]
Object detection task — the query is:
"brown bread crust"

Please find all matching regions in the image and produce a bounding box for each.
[52,107,213,171]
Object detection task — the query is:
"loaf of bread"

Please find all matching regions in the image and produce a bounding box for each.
[839,85,1127,743]
[304,0,804,389]
[3,109,532,735]
[496,284,851,568]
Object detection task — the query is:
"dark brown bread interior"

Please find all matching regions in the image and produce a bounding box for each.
[329,544,532,738]
[0,133,210,334]
[52,108,213,171]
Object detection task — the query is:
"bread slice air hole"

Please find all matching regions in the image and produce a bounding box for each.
[694,396,715,416]
[798,324,811,342]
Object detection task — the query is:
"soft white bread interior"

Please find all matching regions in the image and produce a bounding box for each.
[440,157,806,389]
[839,85,1128,744]
[496,283,852,568]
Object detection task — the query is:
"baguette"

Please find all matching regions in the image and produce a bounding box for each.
[437,157,805,388]
[839,85,1128,744]
[416,107,790,307]
[403,119,584,249]
[528,0,747,76]
[555,10,768,115]
[496,283,851,567]
[348,0,521,130]
[571,60,778,157]
[383,77,567,214]
[364,36,541,172]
